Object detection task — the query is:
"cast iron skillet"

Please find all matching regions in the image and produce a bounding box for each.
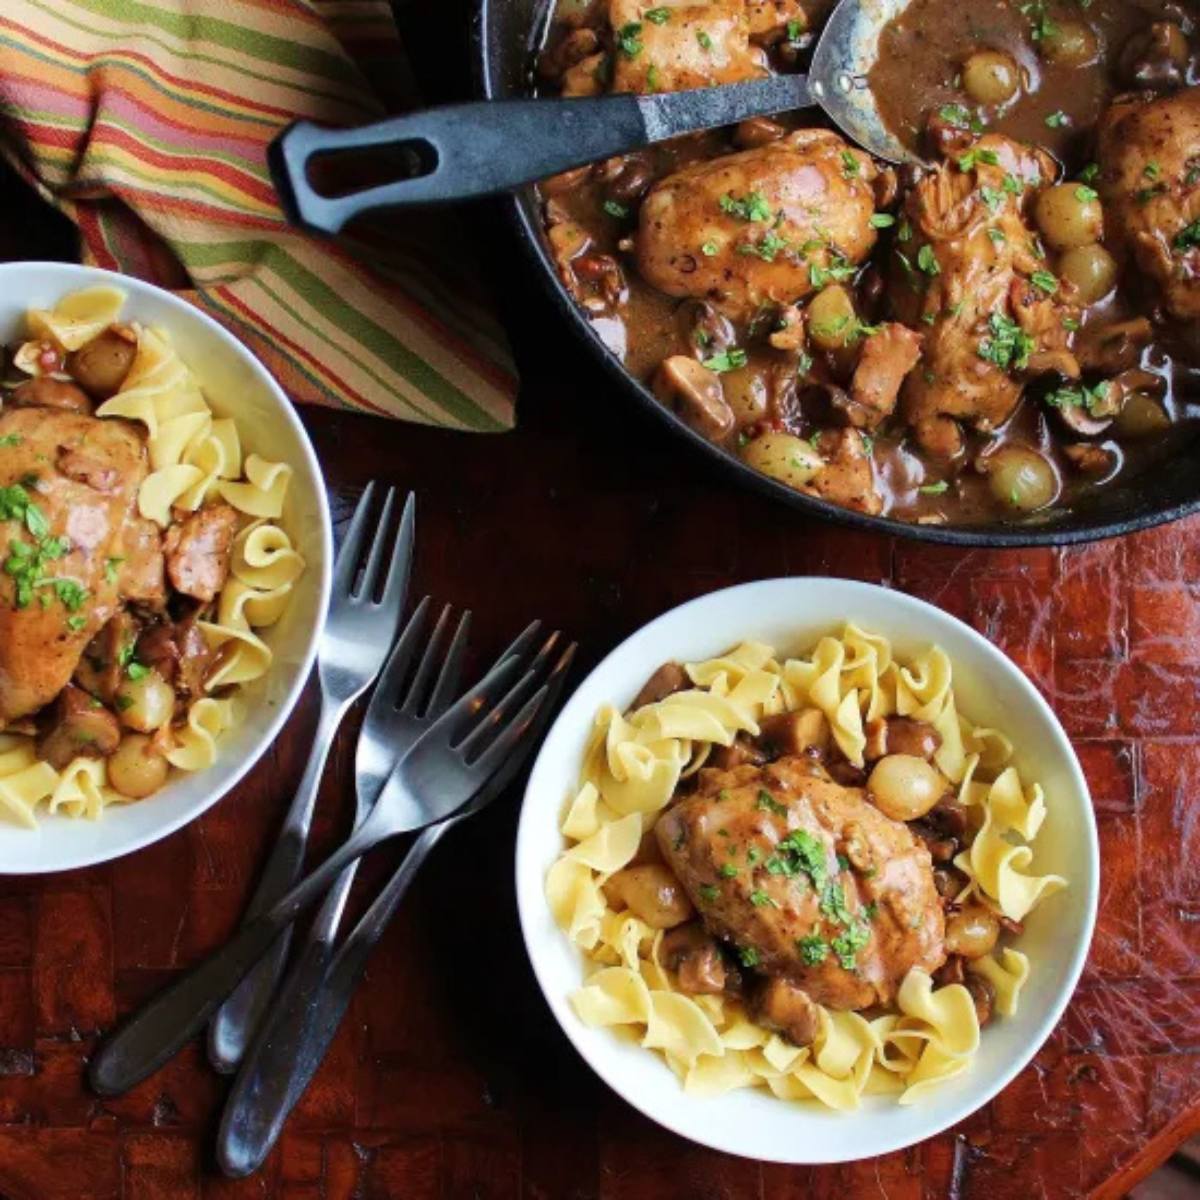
[472,0,1200,547]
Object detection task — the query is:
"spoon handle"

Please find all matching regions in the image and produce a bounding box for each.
[269,75,812,232]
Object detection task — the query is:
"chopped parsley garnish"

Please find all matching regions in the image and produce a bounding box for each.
[938,103,983,134]
[919,480,949,495]
[831,921,871,970]
[809,255,856,288]
[1030,269,1059,295]
[700,239,719,256]
[738,945,760,968]
[616,21,643,57]
[917,244,940,276]
[869,213,895,229]
[820,881,852,925]
[796,935,828,966]
[126,661,151,681]
[897,219,912,242]
[1022,0,1057,41]
[756,789,787,816]
[0,435,20,448]
[66,614,87,633]
[104,556,124,586]
[766,829,827,890]
[988,228,1007,244]
[699,884,719,903]
[644,5,670,22]
[977,312,1035,373]
[602,199,628,219]
[785,17,804,42]
[1044,111,1069,129]
[796,351,814,375]
[863,901,879,921]
[747,847,761,865]
[957,146,999,172]
[1078,163,1100,183]
[0,483,47,538]
[737,229,789,262]
[695,28,713,51]
[840,149,860,178]
[719,862,739,878]
[1062,316,1081,332]
[749,889,779,908]
[1174,220,1200,252]
[645,64,660,90]
[701,349,748,373]
[1045,380,1111,414]
[1075,185,1099,203]
[719,190,771,223]
[1143,161,1162,182]
[1002,173,1025,195]
[115,694,135,712]
[980,186,1005,213]
[1137,184,1167,205]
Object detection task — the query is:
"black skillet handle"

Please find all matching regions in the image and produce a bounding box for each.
[268,75,812,232]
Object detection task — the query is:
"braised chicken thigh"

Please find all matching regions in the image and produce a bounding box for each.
[1098,85,1200,320]
[656,758,945,1011]
[0,405,152,723]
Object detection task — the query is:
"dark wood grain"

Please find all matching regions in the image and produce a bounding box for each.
[0,110,1195,1199]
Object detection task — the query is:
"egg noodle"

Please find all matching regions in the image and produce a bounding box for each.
[546,627,1067,1109]
[0,286,304,827]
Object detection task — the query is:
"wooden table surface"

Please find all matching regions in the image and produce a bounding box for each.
[1,38,1199,1199]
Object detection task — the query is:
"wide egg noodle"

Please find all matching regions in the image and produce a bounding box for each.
[969,948,1031,1018]
[165,697,239,772]
[218,454,292,520]
[27,284,126,350]
[232,521,306,591]
[47,757,109,820]
[0,740,58,829]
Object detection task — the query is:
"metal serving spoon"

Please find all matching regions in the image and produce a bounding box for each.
[270,0,914,234]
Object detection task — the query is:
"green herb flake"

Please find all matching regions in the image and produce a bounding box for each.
[1044,110,1069,129]
[616,21,643,56]
[1174,220,1200,252]
[755,788,787,816]
[917,244,940,276]
[977,311,1036,373]
[719,190,772,223]
[66,614,87,633]
[700,239,719,256]
[1030,269,1059,295]
[1075,185,1099,202]
[701,349,748,373]
[699,884,719,903]
[695,28,713,50]
[749,889,779,909]
[738,945,760,968]
[840,149,860,178]
[919,480,950,495]
[644,5,670,22]
[719,862,739,878]
[869,212,895,229]
[104,556,124,586]
[126,660,150,681]
[831,921,871,970]
[0,435,20,448]
[1078,162,1100,183]
[796,935,828,965]
[602,199,628,219]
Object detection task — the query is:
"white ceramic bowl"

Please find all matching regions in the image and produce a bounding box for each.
[516,578,1098,1163]
[0,262,331,874]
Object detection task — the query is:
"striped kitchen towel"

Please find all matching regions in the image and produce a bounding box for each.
[0,0,517,430]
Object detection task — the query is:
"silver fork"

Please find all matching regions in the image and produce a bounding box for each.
[88,625,559,1097]
[215,615,573,1177]
[207,482,414,1074]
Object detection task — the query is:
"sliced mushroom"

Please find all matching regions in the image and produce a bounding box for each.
[652,355,736,441]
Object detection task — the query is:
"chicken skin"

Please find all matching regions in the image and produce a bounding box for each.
[655,756,945,1011]
[608,0,766,94]
[1097,85,1200,320]
[636,129,881,319]
[892,135,1080,457]
[0,406,152,724]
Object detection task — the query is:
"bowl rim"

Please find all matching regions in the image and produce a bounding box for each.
[514,577,1100,1162]
[473,3,1200,548]
[0,260,333,874]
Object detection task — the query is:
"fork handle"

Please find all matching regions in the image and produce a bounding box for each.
[89,812,385,1097]
[207,697,345,1074]
[216,825,446,1177]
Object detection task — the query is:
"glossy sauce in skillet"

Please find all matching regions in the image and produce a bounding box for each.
[535,0,1200,525]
